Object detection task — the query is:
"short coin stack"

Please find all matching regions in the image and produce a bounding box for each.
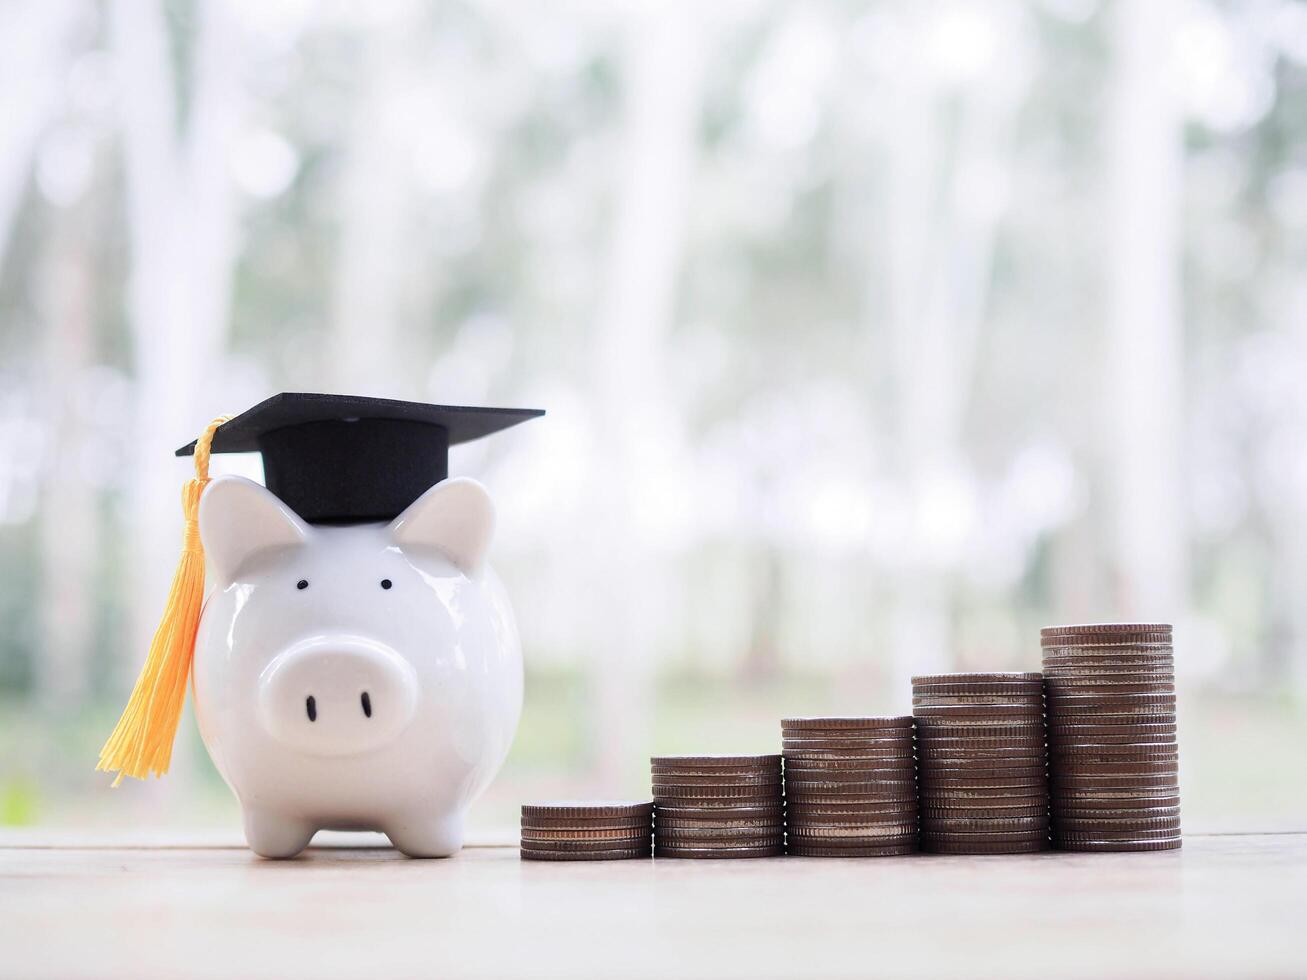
[781,717,918,857]
[913,673,1050,854]
[1041,624,1181,851]
[519,802,653,860]
[651,755,785,858]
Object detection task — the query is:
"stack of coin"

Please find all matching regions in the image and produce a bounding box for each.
[519,802,653,861]
[1041,624,1181,852]
[651,755,785,858]
[913,673,1050,854]
[781,717,918,857]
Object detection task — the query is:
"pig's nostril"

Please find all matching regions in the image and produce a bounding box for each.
[306,695,317,722]
[361,691,372,718]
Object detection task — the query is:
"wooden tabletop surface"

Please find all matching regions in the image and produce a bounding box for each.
[2,830,1303,979]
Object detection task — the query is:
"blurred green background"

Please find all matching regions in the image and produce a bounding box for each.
[1,0,1305,836]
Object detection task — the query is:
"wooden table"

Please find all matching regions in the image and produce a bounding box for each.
[2,831,1302,979]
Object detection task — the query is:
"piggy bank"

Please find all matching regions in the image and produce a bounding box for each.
[192,473,522,858]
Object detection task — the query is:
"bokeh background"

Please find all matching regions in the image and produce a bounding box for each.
[1,0,1305,837]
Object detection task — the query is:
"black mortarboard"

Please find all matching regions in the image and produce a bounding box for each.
[176,392,543,524]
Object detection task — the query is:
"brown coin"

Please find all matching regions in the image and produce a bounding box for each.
[918,777,1047,792]
[1049,744,1178,758]
[648,757,778,773]
[654,844,784,859]
[651,778,783,793]
[786,792,919,806]
[653,797,783,811]
[1052,770,1178,784]
[655,829,785,846]
[1046,683,1175,697]
[521,801,653,819]
[655,812,784,828]
[653,803,784,819]
[913,695,1044,708]
[918,757,1046,771]
[521,815,652,831]
[782,728,915,740]
[920,804,1046,820]
[786,801,918,817]
[913,672,1044,685]
[1052,837,1182,852]
[1052,793,1180,808]
[784,754,916,769]
[1052,805,1180,820]
[520,847,651,861]
[785,773,915,787]
[921,829,1049,844]
[1053,819,1182,836]
[784,777,915,792]
[1051,760,1178,776]
[1042,663,1174,676]
[787,842,918,857]
[922,838,1049,854]
[914,702,1045,717]
[521,827,654,843]
[651,769,784,782]
[1041,662,1175,675]
[784,831,920,846]
[922,815,1049,832]
[1040,623,1172,637]
[520,837,653,852]
[781,739,914,752]
[918,765,1045,779]
[1047,727,1177,742]
[650,761,782,775]
[782,715,913,729]
[1053,790,1181,804]
[919,795,1049,809]
[1048,693,1177,709]
[784,815,920,831]
[914,731,1045,742]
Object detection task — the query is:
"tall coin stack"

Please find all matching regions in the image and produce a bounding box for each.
[520,802,653,860]
[1041,624,1181,852]
[913,673,1051,854]
[781,717,918,857]
[651,755,785,858]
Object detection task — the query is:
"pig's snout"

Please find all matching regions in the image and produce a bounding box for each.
[258,637,418,756]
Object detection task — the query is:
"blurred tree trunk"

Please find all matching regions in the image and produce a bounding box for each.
[1102,0,1186,623]
[589,5,705,782]
[0,0,79,267]
[328,26,410,395]
[112,0,245,793]
[37,194,99,714]
[873,4,1028,691]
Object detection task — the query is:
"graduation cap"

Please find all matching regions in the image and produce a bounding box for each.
[99,392,541,785]
[176,392,544,524]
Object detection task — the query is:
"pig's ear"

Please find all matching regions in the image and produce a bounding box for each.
[199,475,311,583]
[388,477,495,576]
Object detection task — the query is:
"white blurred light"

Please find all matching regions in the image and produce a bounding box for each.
[916,467,978,566]
[66,51,115,115]
[1004,442,1079,534]
[1174,9,1275,132]
[805,479,874,552]
[410,116,481,194]
[744,12,837,149]
[230,128,299,198]
[925,4,999,84]
[35,126,96,207]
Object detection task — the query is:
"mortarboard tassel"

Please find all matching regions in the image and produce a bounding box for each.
[97,415,232,786]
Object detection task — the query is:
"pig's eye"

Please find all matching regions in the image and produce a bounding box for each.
[380,579,393,590]
[296,579,309,590]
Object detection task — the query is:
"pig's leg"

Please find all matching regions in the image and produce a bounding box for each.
[242,807,317,859]
[383,811,464,858]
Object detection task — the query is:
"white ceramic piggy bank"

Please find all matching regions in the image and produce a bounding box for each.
[192,473,522,858]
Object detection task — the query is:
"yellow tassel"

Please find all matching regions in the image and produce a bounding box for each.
[97,415,232,786]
